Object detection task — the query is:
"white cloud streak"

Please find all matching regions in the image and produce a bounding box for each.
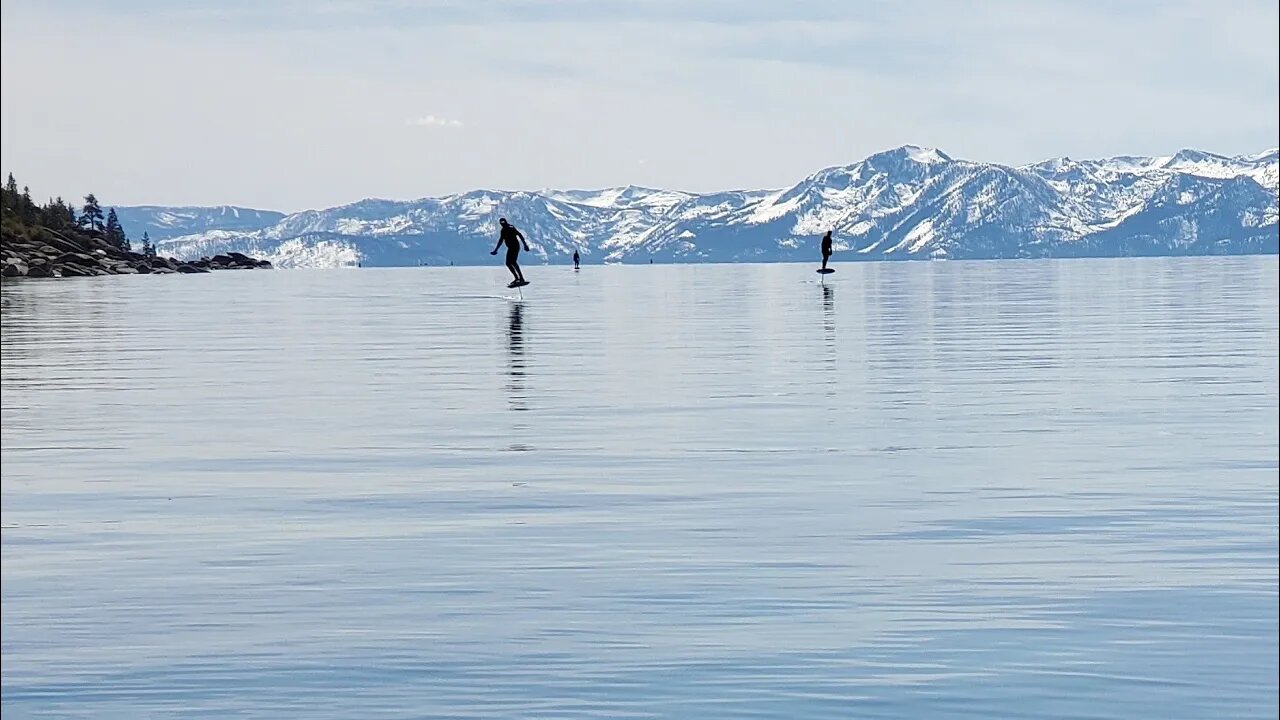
[407,115,464,128]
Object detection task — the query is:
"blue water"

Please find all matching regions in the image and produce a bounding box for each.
[2,257,1277,719]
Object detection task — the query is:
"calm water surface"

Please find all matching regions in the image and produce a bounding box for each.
[2,258,1277,719]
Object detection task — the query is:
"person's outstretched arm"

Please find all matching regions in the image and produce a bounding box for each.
[491,236,502,254]
[517,229,529,251]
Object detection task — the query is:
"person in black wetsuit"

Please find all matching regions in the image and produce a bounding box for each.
[572,249,580,269]
[820,230,833,270]
[491,218,530,287]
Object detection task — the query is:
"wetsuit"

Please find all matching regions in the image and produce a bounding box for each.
[502,224,524,264]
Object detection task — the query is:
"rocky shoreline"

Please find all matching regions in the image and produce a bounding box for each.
[2,229,271,279]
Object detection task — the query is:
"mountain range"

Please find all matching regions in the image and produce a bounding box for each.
[122,145,1278,268]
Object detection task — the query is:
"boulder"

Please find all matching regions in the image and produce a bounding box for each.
[114,266,139,274]
[55,263,94,277]
[151,267,177,274]
[3,259,29,277]
[176,264,210,274]
[40,234,88,256]
[26,264,50,278]
[54,252,101,268]
[38,245,59,256]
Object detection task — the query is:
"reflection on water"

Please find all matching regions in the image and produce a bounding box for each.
[506,301,528,413]
[2,258,1277,719]
[822,283,837,401]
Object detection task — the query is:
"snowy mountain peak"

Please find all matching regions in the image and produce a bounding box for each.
[844,144,957,179]
[1167,148,1227,164]
[113,205,286,241]
[1240,148,1279,163]
[860,144,953,169]
[544,185,691,209]
[900,145,952,164]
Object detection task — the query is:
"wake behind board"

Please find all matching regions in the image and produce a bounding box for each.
[816,268,835,275]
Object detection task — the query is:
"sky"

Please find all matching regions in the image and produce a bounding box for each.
[1,0,1277,212]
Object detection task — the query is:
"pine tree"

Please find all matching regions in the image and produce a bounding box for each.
[4,173,16,195]
[79,193,104,232]
[141,231,156,258]
[104,207,129,251]
[48,197,71,230]
[41,197,62,228]
[20,186,37,223]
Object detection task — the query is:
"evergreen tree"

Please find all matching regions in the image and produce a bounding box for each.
[20,186,37,223]
[104,207,129,251]
[79,193,104,232]
[141,231,156,258]
[50,197,71,230]
[0,175,15,218]
[41,197,67,229]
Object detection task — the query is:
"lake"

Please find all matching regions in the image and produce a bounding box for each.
[2,257,1277,719]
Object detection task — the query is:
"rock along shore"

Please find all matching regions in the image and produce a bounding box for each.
[2,229,271,279]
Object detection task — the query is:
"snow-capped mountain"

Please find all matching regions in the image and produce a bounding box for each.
[115,205,285,241]
[146,146,1278,268]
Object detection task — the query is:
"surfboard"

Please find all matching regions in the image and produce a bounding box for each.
[507,280,531,288]
[816,268,835,274]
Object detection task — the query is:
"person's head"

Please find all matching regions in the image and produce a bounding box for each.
[499,218,508,226]
[825,230,832,238]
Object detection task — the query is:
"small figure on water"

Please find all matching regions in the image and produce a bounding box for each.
[573,249,580,270]
[821,230,833,271]
[491,218,530,287]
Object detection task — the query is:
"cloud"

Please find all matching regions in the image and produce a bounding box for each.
[407,115,463,128]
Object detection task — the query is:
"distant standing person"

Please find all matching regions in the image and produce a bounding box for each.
[820,230,833,271]
[491,218,530,287]
[573,249,580,269]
